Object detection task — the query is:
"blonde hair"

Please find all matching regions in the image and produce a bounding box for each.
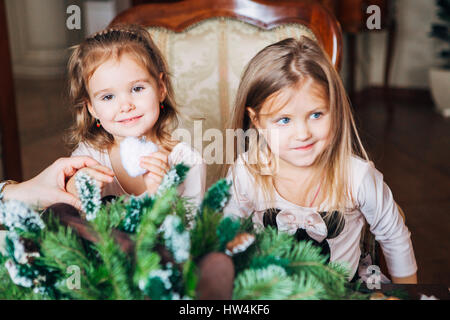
[227,37,369,214]
[66,24,178,152]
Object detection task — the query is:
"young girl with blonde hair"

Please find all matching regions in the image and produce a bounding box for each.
[224,37,417,284]
[65,24,206,204]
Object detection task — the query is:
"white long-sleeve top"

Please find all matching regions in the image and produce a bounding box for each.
[71,141,206,207]
[223,154,417,280]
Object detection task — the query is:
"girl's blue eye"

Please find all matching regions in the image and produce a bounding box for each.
[276,117,290,125]
[132,86,144,93]
[102,94,114,101]
[310,112,322,119]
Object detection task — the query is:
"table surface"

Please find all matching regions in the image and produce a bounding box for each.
[375,284,450,300]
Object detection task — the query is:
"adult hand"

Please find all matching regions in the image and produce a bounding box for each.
[3,156,104,210]
[66,165,114,198]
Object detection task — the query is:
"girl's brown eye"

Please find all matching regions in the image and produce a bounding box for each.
[102,94,114,101]
[132,86,144,93]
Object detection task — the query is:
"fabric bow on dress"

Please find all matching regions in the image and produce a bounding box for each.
[275,209,328,243]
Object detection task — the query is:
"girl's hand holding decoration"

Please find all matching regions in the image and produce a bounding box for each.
[120,137,159,177]
[66,165,114,198]
[140,149,170,195]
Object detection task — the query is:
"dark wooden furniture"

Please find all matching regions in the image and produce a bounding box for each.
[377,284,450,300]
[113,0,343,70]
[0,0,22,181]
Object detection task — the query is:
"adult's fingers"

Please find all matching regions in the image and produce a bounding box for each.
[79,168,114,184]
[89,165,115,177]
[60,156,101,174]
[54,191,82,211]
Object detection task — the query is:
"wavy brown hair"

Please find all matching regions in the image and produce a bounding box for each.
[226,37,369,215]
[66,24,178,152]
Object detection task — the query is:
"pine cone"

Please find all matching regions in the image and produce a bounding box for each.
[225,233,255,256]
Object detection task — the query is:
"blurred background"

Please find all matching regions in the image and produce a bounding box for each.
[0,0,448,284]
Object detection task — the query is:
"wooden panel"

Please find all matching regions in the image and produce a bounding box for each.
[112,0,343,69]
[0,0,22,181]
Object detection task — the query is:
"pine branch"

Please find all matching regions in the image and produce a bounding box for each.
[0,255,40,299]
[285,274,323,300]
[257,227,296,258]
[92,229,135,299]
[182,258,198,299]
[233,265,302,300]
[231,231,263,274]
[237,227,352,300]
[37,220,105,299]
[159,215,190,263]
[173,196,195,229]
[38,223,92,269]
[134,188,178,285]
[190,207,222,262]
[285,241,350,299]
[90,209,135,299]
[119,195,154,234]
[249,255,290,270]
[107,196,128,229]
[75,172,101,220]
[199,179,231,215]
[156,163,190,197]
[217,217,241,252]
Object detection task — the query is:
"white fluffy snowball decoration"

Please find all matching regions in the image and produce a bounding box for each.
[120,137,158,177]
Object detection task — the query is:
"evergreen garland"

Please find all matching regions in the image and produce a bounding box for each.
[0,163,379,300]
[120,195,154,233]
[217,217,241,252]
[198,179,231,215]
[233,265,323,300]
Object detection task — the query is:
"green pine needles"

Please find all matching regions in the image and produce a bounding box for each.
[198,179,231,215]
[75,172,101,220]
[231,227,361,300]
[0,163,372,300]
